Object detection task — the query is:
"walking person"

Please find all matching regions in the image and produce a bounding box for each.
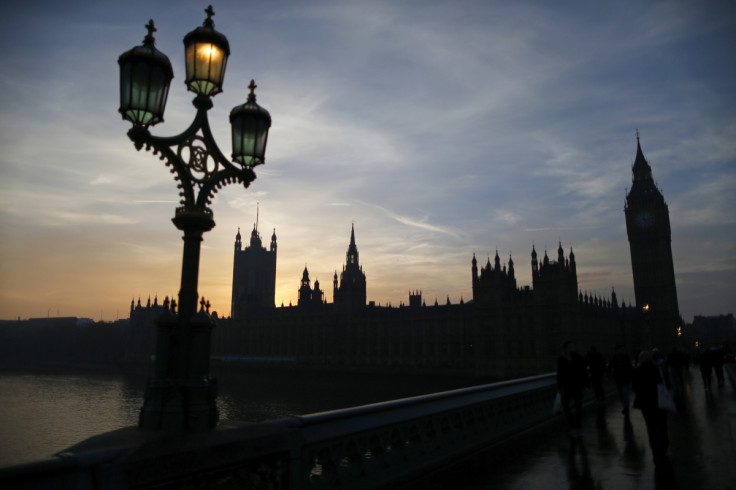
[632,350,670,465]
[608,344,633,416]
[697,347,713,391]
[667,347,688,407]
[586,345,606,403]
[557,340,589,438]
[710,345,725,386]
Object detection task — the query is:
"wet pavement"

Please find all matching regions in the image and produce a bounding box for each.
[402,365,736,490]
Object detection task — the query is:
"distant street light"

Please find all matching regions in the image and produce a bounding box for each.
[641,303,652,348]
[118,6,271,430]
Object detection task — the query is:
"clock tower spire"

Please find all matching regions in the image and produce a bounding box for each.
[624,132,680,348]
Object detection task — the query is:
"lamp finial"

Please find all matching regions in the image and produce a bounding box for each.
[144,19,157,45]
[204,5,215,27]
[248,79,257,101]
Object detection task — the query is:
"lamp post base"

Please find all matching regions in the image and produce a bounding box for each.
[139,305,219,431]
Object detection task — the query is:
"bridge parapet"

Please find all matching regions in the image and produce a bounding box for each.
[296,373,558,489]
[1,373,580,489]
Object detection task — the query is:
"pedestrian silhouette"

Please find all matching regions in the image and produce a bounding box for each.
[586,345,606,403]
[557,340,589,438]
[632,350,670,466]
[608,344,633,417]
[710,345,725,386]
[697,347,713,391]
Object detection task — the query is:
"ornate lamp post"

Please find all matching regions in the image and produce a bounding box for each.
[118,6,271,430]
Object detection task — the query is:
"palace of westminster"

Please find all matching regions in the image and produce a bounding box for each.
[128,138,682,377]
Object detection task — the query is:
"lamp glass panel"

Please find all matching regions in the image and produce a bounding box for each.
[186,42,226,95]
[254,120,269,161]
[232,115,269,166]
[120,61,133,115]
[147,65,169,118]
[119,60,171,126]
[232,117,257,166]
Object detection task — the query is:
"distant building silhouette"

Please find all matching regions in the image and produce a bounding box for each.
[126,138,696,376]
[127,219,638,377]
[625,135,681,347]
[127,296,168,362]
[333,224,367,312]
[231,213,277,320]
[686,314,736,350]
[298,266,325,309]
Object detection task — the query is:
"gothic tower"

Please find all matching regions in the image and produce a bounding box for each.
[333,224,367,311]
[624,134,680,347]
[298,266,324,308]
[231,213,277,320]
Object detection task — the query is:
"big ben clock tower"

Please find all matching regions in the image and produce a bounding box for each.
[625,133,680,348]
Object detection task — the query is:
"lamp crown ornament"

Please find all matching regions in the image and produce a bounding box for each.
[203,5,215,27]
[143,19,156,44]
[248,79,257,101]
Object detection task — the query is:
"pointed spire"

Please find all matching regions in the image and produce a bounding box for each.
[346,223,359,266]
[632,129,652,181]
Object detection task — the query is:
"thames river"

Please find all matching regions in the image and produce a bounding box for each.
[0,367,494,467]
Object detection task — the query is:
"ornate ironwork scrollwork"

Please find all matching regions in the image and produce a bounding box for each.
[178,135,219,186]
[127,103,257,218]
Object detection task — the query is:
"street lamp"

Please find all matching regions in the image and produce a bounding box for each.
[642,303,652,348]
[118,6,271,431]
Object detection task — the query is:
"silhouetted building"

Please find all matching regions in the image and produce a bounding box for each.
[298,266,325,309]
[0,316,127,367]
[687,314,736,350]
[126,219,638,377]
[409,290,423,308]
[333,224,367,312]
[231,216,277,320]
[197,225,634,376]
[129,138,696,376]
[625,135,681,348]
[127,296,168,362]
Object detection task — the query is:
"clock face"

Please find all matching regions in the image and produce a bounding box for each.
[634,211,655,229]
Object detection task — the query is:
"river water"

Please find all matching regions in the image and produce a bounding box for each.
[0,367,494,468]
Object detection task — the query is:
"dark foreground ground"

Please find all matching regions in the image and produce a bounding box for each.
[402,364,736,490]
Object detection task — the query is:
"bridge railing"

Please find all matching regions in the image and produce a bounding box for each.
[1,373,584,489]
[294,373,559,489]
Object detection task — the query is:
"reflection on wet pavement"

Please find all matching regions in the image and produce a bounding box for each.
[401,366,736,490]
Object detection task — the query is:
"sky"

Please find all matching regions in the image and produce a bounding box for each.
[0,0,734,324]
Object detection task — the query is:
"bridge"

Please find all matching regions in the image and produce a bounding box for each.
[1,366,734,489]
